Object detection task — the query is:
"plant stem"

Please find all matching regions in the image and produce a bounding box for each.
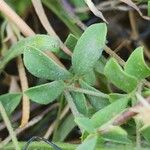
[44,105,70,139]
[112,97,150,126]
[52,95,64,141]
[68,87,108,98]
[64,91,80,117]
[99,97,150,134]
[136,120,141,150]
[129,10,150,60]
[0,102,20,150]
[104,46,125,66]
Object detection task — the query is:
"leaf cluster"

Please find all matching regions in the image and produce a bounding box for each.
[0,23,150,149]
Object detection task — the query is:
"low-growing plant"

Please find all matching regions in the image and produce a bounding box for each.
[0,22,150,150]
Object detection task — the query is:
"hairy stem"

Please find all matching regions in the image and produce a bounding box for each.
[64,91,80,117]
[68,87,108,98]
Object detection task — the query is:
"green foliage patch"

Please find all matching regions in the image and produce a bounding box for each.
[0,22,150,149]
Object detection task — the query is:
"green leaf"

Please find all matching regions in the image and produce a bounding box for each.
[143,88,150,96]
[79,80,109,110]
[96,74,110,93]
[65,34,78,51]
[91,97,129,128]
[25,81,65,104]
[71,92,88,115]
[102,126,131,144]
[75,117,95,133]
[53,114,76,142]
[124,47,150,80]
[0,35,60,71]
[109,93,127,103]
[94,56,107,75]
[58,34,78,59]
[23,47,72,80]
[104,58,138,93]
[76,135,98,150]
[141,126,150,143]
[148,0,150,16]
[82,69,96,86]
[72,23,107,75]
[89,96,109,111]
[3,142,150,150]
[0,93,22,119]
[3,142,77,150]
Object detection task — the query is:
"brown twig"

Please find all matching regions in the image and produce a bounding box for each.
[114,39,129,53]
[6,23,30,127]
[75,1,147,13]
[77,1,121,13]
[104,45,125,66]
[114,97,150,125]
[128,11,150,87]
[129,11,150,60]
[121,0,150,20]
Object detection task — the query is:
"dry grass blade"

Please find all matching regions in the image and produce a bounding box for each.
[31,0,72,56]
[0,0,35,36]
[84,0,108,23]
[17,57,30,128]
[0,0,69,66]
[7,23,30,128]
[120,0,150,20]
[9,76,20,93]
